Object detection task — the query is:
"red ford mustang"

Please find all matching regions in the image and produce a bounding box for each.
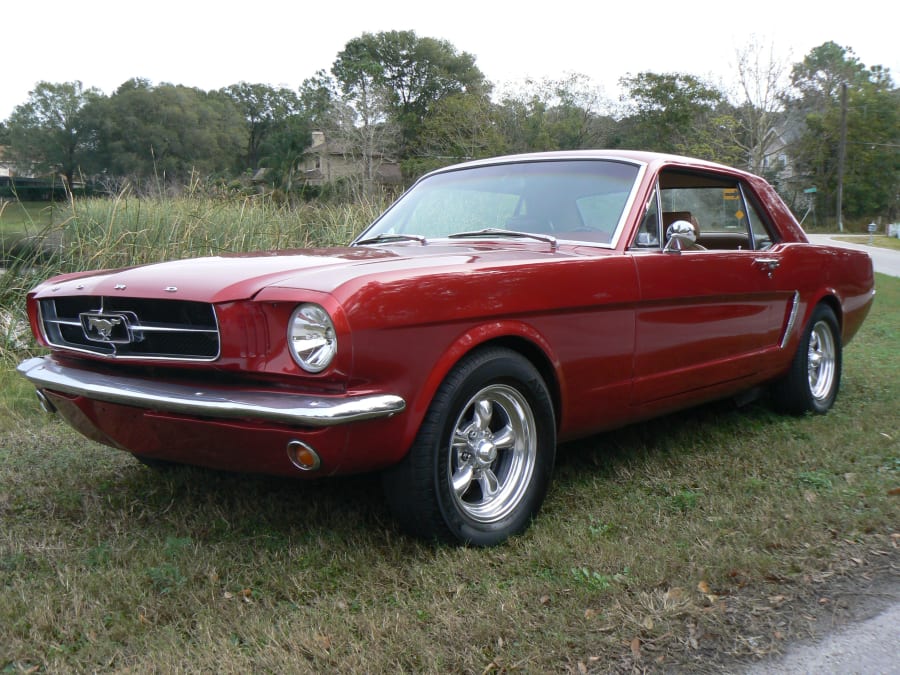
[17,151,875,545]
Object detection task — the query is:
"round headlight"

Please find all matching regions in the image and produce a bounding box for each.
[288,304,337,373]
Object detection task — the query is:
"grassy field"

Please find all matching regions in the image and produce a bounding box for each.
[0,200,64,237]
[0,201,64,267]
[834,234,900,251]
[0,193,896,673]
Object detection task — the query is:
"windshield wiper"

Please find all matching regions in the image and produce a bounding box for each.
[448,228,557,250]
[355,233,427,246]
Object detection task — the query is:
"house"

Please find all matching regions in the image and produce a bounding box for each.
[757,119,801,184]
[0,145,39,180]
[0,145,16,178]
[300,131,402,188]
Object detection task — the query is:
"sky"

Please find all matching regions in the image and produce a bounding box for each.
[2,0,897,122]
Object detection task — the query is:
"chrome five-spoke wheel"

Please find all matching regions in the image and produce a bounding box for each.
[448,384,537,524]
[807,319,836,402]
[382,347,556,546]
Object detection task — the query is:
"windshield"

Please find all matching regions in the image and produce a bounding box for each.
[356,159,642,247]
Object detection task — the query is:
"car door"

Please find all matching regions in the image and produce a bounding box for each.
[629,172,792,406]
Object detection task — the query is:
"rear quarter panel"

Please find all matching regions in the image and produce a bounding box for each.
[772,243,875,351]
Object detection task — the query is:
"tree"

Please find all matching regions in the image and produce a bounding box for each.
[790,41,868,109]
[92,79,246,187]
[411,92,506,176]
[221,82,301,170]
[332,31,488,158]
[616,72,726,158]
[730,39,792,176]
[837,67,898,220]
[496,74,613,153]
[7,81,103,188]
[330,39,398,180]
[298,70,339,128]
[258,114,313,194]
[785,42,898,223]
[297,68,400,193]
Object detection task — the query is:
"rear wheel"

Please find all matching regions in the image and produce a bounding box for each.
[382,347,556,546]
[772,304,842,414]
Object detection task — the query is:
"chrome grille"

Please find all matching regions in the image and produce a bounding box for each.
[39,296,220,361]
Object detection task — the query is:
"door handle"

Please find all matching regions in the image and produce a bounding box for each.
[753,257,780,277]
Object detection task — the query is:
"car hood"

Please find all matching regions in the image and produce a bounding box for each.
[33,242,601,303]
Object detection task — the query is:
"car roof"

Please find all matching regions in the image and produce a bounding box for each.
[427,149,756,181]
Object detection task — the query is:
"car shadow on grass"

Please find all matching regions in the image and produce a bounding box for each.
[104,393,779,550]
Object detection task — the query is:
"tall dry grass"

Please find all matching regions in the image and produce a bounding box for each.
[0,191,388,364]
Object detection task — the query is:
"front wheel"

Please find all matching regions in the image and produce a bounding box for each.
[772,304,842,414]
[382,348,556,546]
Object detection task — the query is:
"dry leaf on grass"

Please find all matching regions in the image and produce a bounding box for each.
[630,637,641,659]
[665,586,686,602]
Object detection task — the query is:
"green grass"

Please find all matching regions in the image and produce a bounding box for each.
[834,234,900,251]
[0,201,62,234]
[0,201,66,276]
[1,191,897,669]
[1,273,897,671]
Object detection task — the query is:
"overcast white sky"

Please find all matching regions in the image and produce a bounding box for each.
[2,0,896,122]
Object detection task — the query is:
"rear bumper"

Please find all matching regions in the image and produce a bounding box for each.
[17,356,406,427]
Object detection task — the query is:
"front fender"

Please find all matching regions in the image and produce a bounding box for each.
[384,320,562,461]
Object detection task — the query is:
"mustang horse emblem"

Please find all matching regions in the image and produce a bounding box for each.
[84,315,124,341]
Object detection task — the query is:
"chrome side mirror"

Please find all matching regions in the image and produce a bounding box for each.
[663,220,698,253]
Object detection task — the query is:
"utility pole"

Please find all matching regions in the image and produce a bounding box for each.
[836,82,848,233]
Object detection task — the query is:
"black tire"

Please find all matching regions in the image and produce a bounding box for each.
[772,304,842,414]
[382,347,556,546]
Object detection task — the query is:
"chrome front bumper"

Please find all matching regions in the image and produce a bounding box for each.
[17,356,406,427]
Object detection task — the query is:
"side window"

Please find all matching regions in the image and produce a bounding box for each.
[657,173,775,251]
[744,194,775,250]
[631,189,660,248]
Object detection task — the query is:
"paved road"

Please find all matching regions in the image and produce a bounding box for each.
[806,233,900,278]
[745,601,900,675]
